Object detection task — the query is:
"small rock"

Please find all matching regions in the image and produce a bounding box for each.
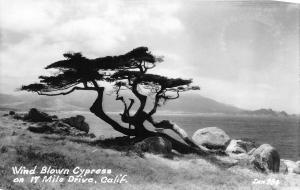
[192,127,230,150]
[9,111,15,115]
[279,159,288,174]
[281,159,298,173]
[248,148,256,155]
[228,152,250,160]
[88,133,96,138]
[250,144,280,173]
[281,160,300,174]
[27,125,53,133]
[24,108,53,122]
[134,136,172,155]
[51,115,58,120]
[215,156,239,167]
[226,140,246,154]
[13,114,24,120]
[11,131,17,136]
[53,121,70,130]
[293,167,300,174]
[62,115,89,133]
[0,146,8,153]
[226,139,257,154]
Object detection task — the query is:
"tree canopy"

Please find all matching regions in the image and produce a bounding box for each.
[21,47,198,102]
[20,47,213,155]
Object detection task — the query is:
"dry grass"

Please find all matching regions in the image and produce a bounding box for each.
[0,115,299,190]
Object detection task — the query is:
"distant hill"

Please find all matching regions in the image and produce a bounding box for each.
[0,92,292,117]
[242,109,289,117]
[0,93,85,111]
[0,92,243,114]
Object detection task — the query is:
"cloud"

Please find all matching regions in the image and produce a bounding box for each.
[0,0,299,113]
[0,0,184,82]
[0,0,61,32]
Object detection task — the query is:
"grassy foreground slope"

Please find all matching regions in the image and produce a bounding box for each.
[0,114,299,190]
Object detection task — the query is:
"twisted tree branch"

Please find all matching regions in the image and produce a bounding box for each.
[37,86,96,96]
[90,87,136,136]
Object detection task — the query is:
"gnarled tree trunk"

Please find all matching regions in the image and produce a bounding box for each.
[90,88,136,136]
[90,88,223,156]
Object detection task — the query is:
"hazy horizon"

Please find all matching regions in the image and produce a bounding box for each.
[0,90,298,115]
[0,0,299,113]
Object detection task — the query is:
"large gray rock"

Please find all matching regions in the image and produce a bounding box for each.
[13,113,24,120]
[28,122,69,135]
[134,136,172,155]
[295,161,300,174]
[24,108,53,122]
[250,144,280,173]
[27,121,95,138]
[27,125,53,133]
[226,140,247,154]
[214,155,239,167]
[62,115,89,133]
[281,159,300,174]
[279,159,288,174]
[9,111,15,115]
[226,139,257,154]
[281,159,297,173]
[192,127,230,150]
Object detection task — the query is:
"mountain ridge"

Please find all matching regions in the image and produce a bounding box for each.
[0,93,292,117]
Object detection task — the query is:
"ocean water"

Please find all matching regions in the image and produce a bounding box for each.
[153,114,300,161]
[56,111,300,161]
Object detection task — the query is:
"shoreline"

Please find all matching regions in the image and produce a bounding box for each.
[1,112,300,189]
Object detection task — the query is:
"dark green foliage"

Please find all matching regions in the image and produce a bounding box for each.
[112,70,192,88]
[20,47,199,129]
[46,47,156,71]
[21,47,163,93]
[20,83,47,92]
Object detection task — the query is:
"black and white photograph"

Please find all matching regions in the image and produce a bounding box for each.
[0,0,299,189]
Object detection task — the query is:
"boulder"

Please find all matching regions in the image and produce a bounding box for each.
[228,152,249,159]
[226,140,247,154]
[27,121,93,138]
[226,139,257,154]
[250,144,280,173]
[281,159,300,174]
[227,152,252,167]
[62,115,89,133]
[239,138,257,153]
[192,127,230,150]
[214,155,239,167]
[24,108,53,122]
[281,159,297,173]
[28,125,53,133]
[293,167,300,174]
[51,115,58,120]
[279,159,288,174]
[9,111,15,115]
[295,161,300,174]
[11,131,17,136]
[13,113,24,120]
[134,136,172,155]
[51,121,71,135]
[248,148,256,155]
[87,133,96,138]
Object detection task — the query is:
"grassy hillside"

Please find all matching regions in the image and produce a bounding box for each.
[0,113,299,190]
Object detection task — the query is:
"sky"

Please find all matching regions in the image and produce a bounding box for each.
[0,0,299,113]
